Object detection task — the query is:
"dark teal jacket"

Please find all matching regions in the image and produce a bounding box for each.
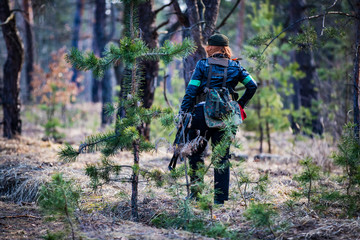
[180,55,257,112]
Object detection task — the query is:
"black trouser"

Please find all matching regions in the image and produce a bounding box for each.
[188,105,232,203]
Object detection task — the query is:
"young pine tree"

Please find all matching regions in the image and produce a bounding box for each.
[59,0,195,221]
[38,173,80,240]
[331,123,360,215]
[292,157,321,206]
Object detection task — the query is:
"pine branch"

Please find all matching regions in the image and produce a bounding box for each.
[82,131,119,153]
[141,38,196,64]
[58,143,80,163]
[66,48,99,72]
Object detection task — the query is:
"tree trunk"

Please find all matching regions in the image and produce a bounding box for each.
[93,0,112,124]
[131,140,140,221]
[174,0,220,86]
[353,0,360,139]
[138,0,159,140]
[0,0,24,138]
[289,0,323,136]
[71,0,84,85]
[182,0,207,86]
[22,0,34,103]
[202,0,220,42]
[236,0,246,52]
[257,98,263,154]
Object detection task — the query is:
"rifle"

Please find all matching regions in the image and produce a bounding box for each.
[168,113,192,171]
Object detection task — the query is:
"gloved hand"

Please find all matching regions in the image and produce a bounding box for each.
[238,103,247,121]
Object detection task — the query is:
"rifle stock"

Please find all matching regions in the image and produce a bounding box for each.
[168,113,191,171]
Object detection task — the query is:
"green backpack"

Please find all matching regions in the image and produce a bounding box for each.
[203,57,242,128]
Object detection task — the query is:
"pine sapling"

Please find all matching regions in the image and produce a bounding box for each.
[293,157,321,206]
[37,173,80,240]
[331,123,360,215]
[244,202,278,238]
[233,163,269,208]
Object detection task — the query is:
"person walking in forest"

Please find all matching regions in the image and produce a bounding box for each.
[179,33,257,204]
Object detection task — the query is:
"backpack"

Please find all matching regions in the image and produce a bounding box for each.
[203,57,243,128]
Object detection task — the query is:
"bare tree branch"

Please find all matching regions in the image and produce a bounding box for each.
[0,9,26,26]
[0,11,15,26]
[163,72,172,109]
[261,11,357,55]
[154,19,170,33]
[154,0,175,15]
[172,0,189,27]
[0,215,40,219]
[320,0,338,35]
[216,0,242,30]
[163,21,205,38]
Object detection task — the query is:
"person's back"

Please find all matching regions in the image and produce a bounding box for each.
[179,33,257,204]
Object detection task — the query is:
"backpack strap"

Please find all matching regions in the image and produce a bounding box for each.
[222,67,228,88]
[205,57,229,92]
[208,57,229,67]
[205,64,213,93]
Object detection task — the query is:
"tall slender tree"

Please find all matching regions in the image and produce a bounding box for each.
[0,0,24,138]
[289,0,323,135]
[236,0,246,52]
[71,0,84,85]
[353,0,360,139]
[92,0,112,124]
[22,0,34,102]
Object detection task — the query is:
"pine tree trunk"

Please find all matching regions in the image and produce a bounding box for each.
[71,0,84,85]
[138,0,159,140]
[178,0,220,85]
[235,0,246,52]
[202,0,220,41]
[353,0,360,139]
[114,63,126,120]
[182,1,207,86]
[266,119,271,154]
[93,0,112,124]
[289,0,323,136]
[131,140,140,221]
[0,0,24,138]
[257,97,263,153]
[22,0,34,103]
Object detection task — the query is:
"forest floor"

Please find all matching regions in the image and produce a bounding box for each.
[1,104,360,239]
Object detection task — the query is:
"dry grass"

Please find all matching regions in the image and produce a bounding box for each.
[1,105,358,239]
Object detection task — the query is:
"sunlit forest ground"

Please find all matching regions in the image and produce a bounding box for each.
[1,103,359,240]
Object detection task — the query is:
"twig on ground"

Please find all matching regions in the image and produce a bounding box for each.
[0,215,41,219]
